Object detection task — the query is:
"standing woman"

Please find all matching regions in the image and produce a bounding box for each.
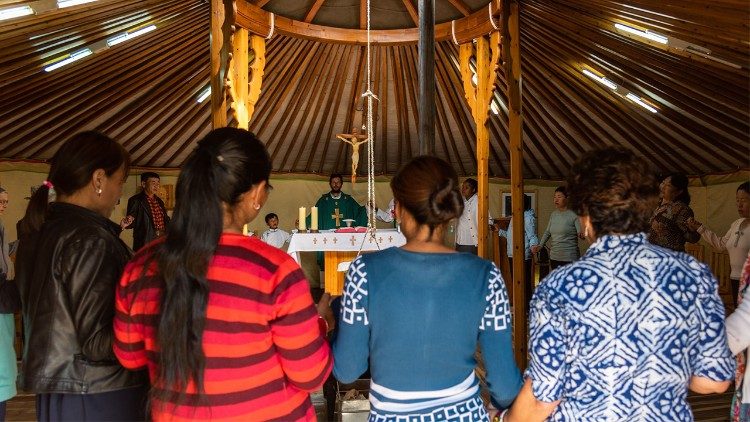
[648,173,700,251]
[333,156,529,421]
[0,187,19,421]
[15,132,147,421]
[114,128,332,421]
[687,182,750,307]
[531,186,581,270]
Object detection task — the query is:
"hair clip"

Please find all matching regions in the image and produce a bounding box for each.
[42,180,54,189]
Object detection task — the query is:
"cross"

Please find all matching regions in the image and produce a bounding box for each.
[323,237,328,244]
[379,236,383,243]
[350,236,357,246]
[312,237,318,245]
[332,208,343,227]
[332,237,338,244]
[388,235,393,242]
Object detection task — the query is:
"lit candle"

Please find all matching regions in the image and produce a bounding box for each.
[242,224,248,236]
[299,207,307,231]
[310,206,318,231]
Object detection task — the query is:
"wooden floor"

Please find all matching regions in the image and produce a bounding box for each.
[4,389,734,421]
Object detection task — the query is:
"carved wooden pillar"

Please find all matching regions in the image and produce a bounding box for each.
[503,0,526,369]
[460,32,500,259]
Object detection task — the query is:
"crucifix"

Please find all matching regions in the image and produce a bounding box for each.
[331,208,343,227]
[337,128,370,183]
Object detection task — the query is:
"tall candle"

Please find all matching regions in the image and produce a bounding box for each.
[299,207,307,231]
[310,207,318,231]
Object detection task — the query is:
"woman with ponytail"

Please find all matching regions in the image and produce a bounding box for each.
[332,156,525,421]
[114,128,332,421]
[15,131,147,421]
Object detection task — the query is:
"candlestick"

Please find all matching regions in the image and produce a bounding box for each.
[310,207,318,231]
[299,207,307,231]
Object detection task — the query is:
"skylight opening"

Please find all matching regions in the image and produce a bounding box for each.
[582,69,618,90]
[0,5,34,21]
[625,93,658,113]
[197,87,211,103]
[614,23,668,44]
[44,48,92,72]
[582,68,659,114]
[57,0,97,8]
[106,25,157,47]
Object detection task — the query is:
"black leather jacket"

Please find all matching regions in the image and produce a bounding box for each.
[126,191,169,251]
[16,202,146,394]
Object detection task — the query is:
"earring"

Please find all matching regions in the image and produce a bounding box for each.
[96,188,102,196]
[253,203,260,210]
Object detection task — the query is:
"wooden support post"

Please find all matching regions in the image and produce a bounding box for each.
[231,27,249,129]
[248,34,266,123]
[503,0,526,369]
[459,32,500,259]
[418,0,436,155]
[210,0,231,128]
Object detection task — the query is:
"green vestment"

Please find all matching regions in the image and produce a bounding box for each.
[307,192,367,230]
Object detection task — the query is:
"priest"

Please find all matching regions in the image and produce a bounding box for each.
[307,173,367,230]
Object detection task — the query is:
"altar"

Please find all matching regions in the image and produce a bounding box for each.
[287,229,406,294]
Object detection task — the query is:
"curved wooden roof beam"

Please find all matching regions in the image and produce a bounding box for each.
[402,0,419,26]
[447,0,471,16]
[236,0,500,45]
[303,0,326,24]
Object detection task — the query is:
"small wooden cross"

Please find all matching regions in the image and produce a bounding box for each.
[332,208,343,227]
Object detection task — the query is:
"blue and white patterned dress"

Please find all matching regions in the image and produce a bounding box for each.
[332,248,522,422]
[527,233,736,421]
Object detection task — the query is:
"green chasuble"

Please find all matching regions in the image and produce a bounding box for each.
[307,192,367,229]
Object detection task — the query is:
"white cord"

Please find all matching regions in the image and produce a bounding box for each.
[451,20,459,45]
[365,0,376,235]
[266,13,275,39]
[488,3,498,30]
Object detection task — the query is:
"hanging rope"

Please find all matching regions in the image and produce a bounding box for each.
[364,0,377,237]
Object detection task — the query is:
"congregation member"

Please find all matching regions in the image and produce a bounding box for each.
[726,254,750,421]
[372,198,396,224]
[456,178,492,254]
[648,172,700,251]
[497,195,539,308]
[124,171,170,251]
[513,147,734,421]
[15,132,147,421]
[688,181,750,307]
[114,128,332,421]
[308,173,367,230]
[531,186,581,269]
[261,212,292,248]
[333,156,525,421]
[0,187,18,421]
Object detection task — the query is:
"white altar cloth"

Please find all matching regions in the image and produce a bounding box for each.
[287,229,406,263]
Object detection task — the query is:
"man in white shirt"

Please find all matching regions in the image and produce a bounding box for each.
[261,213,291,249]
[455,178,491,254]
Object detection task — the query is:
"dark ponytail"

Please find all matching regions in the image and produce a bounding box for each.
[152,128,271,407]
[391,156,463,236]
[19,131,129,236]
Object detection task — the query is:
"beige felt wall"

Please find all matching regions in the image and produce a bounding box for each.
[0,162,746,266]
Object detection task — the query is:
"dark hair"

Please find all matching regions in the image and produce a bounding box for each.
[567,147,659,236]
[330,173,343,184]
[738,182,750,195]
[463,178,478,195]
[141,172,160,183]
[20,131,129,234]
[152,128,270,407]
[264,212,278,223]
[665,173,690,205]
[554,186,567,196]
[391,156,463,236]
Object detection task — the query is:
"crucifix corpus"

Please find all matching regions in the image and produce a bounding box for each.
[337,128,370,183]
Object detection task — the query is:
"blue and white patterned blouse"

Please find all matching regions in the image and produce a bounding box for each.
[333,248,522,421]
[526,233,735,421]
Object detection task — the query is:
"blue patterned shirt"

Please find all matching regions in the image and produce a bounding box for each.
[526,233,735,421]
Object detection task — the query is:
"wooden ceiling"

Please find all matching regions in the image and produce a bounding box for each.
[0,0,747,178]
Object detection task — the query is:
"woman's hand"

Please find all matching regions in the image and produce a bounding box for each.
[317,293,335,334]
[120,215,134,230]
[686,217,702,232]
